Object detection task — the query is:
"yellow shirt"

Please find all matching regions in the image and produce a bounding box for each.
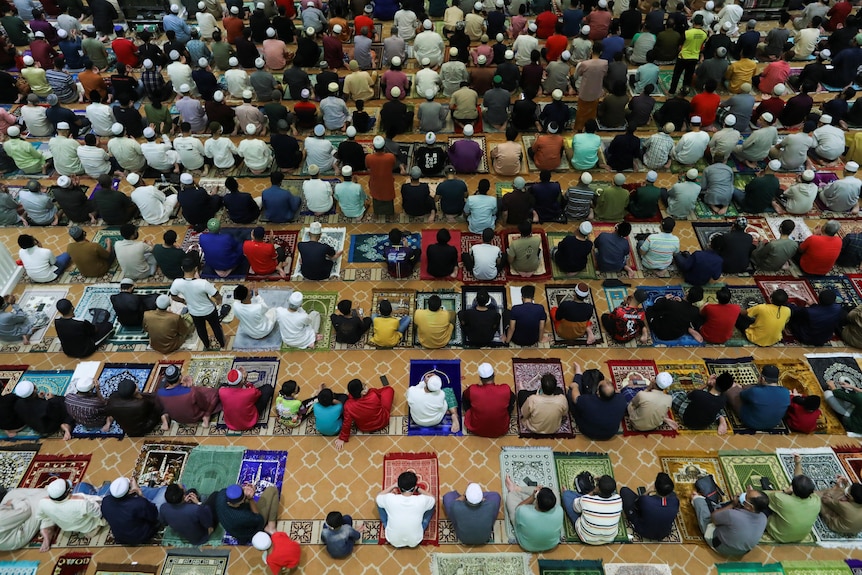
[725,59,757,94]
[369,316,402,347]
[745,303,790,346]
[414,309,455,349]
[680,27,707,60]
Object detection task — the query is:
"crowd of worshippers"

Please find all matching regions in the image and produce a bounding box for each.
[3,360,862,559]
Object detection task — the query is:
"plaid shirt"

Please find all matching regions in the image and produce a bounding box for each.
[642,132,675,169]
[141,69,166,96]
[839,232,862,267]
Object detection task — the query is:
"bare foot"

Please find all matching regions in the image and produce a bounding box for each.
[61,424,71,440]
[202,416,210,427]
[101,421,112,432]
[161,421,170,431]
[21,335,29,345]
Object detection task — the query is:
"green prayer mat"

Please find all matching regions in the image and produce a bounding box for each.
[716,563,785,575]
[283,291,338,351]
[671,157,709,174]
[547,232,598,280]
[781,562,852,575]
[553,451,628,543]
[431,554,532,575]
[694,198,740,219]
[539,560,604,575]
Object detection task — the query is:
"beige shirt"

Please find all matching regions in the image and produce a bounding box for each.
[0,489,48,551]
[450,86,479,120]
[627,389,672,431]
[491,141,522,176]
[521,393,568,434]
[37,495,106,533]
[343,71,376,101]
[465,13,485,41]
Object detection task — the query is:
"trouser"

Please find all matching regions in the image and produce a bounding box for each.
[691,496,719,548]
[504,486,533,530]
[825,390,857,427]
[75,482,168,510]
[191,309,225,347]
[256,485,280,524]
[54,252,72,276]
[377,504,434,531]
[573,99,598,132]
[372,313,411,333]
[619,486,640,520]
[255,383,275,419]
[94,320,114,346]
[560,490,581,526]
[669,58,698,94]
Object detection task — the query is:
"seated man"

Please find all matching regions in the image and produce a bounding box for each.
[0,294,35,345]
[243,227,292,278]
[110,278,158,328]
[143,294,194,354]
[406,373,460,433]
[211,483,279,545]
[691,486,769,557]
[502,286,547,346]
[626,372,677,432]
[645,292,703,342]
[156,364,221,428]
[797,220,842,275]
[638,217,679,277]
[560,474,623,545]
[376,470,435,548]
[37,478,107,552]
[275,291,321,349]
[442,482,501,545]
[462,363,514,438]
[231,285,278,341]
[218,367,275,432]
[553,222,593,275]
[159,483,215,545]
[462,228,503,281]
[458,289,502,347]
[619,472,679,542]
[763,454,821,543]
[0,486,50,550]
[199,218,246,277]
[671,373,732,435]
[724,364,791,431]
[507,220,542,277]
[297,221,342,280]
[100,477,161,545]
[368,299,411,348]
[789,289,846,346]
[601,289,648,345]
[385,229,421,279]
[518,373,568,435]
[504,476,563,552]
[64,378,113,433]
[413,294,455,349]
[106,378,168,437]
[336,378,395,450]
[816,476,862,535]
[53,298,113,358]
[567,363,628,441]
[114,223,156,280]
[330,299,372,345]
[550,282,596,344]
[321,511,363,559]
[12,380,74,440]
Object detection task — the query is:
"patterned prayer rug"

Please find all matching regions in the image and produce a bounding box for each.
[806,354,862,391]
[628,223,681,278]
[245,230,298,281]
[656,360,721,435]
[701,285,765,346]
[753,358,840,434]
[808,275,862,308]
[640,285,700,347]
[781,561,853,575]
[538,560,604,575]
[755,276,818,307]
[50,553,91,575]
[0,448,38,488]
[547,232,598,280]
[766,215,812,243]
[159,551,229,575]
[692,220,773,252]
[461,232,506,283]
[291,227,346,280]
[500,446,560,542]
[776,447,858,544]
[431,553,531,575]
[0,364,28,395]
[186,355,235,388]
[604,565,672,575]
[235,449,288,498]
[266,291,338,351]
[414,291,462,347]
[19,454,90,489]
[658,450,728,543]
[95,564,159,575]
[0,562,39,575]
[554,451,628,543]
[545,284,603,345]
[407,360,461,436]
[834,445,862,482]
[106,286,173,350]
[133,442,197,488]
[380,452,439,546]
[97,363,154,398]
[16,286,67,343]
[461,286,508,346]
[74,285,120,323]
[502,230,552,281]
[694,198,739,219]
[212,357,279,430]
[420,229,462,280]
[607,359,676,436]
[20,370,72,396]
[715,564,785,575]
[522,135,569,171]
[849,560,862,575]
[704,356,788,434]
[604,286,629,311]
[446,136,489,173]
[144,360,184,393]
[370,289,417,347]
[348,232,421,263]
[61,228,122,283]
[512,358,573,438]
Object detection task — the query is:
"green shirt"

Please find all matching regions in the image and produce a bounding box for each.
[740,174,780,213]
[593,186,629,221]
[765,491,821,543]
[680,27,707,60]
[628,183,662,218]
[211,41,234,71]
[1,16,30,46]
[750,238,798,271]
[0,194,20,225]
[4,138,45,173]
[82,37,109,69]
[570,133,601,170]
[514,503,563,552]
[832,389,862,433]
[152,245,186,279]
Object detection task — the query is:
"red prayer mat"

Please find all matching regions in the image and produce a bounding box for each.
[419,229,462,280]
[502,229,553,281]
[246,230,299,281]
[460,232,506,283]
[834,444,862,482]
[19,454,91,489]
[379,452,439,546]
[607,359,677,437]
[0,364,29,395]
[51,553,92,575]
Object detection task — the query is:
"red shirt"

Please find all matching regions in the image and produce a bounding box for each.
[112,38,139,67]
[366,152,396,201]
[544,34,568,62]
[690,92,721,127]
[276,0,296,18]
[338,386,394,442]
[799,234,842,275]
[827,0,852,31]
[266,532,301,575]
[354,15,374,37]
[243,239,278,275]
[224,16,245,44]
[785,401,820,434]
[536,11,557,39]
[699,303,741,344]
[463,382,514,437]
[218,385,261,431]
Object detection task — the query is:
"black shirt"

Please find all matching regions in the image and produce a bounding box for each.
[271,134,302,169]
[106,394,162,437]
[178,186,217,226]
[400,183,433,216]
[14,395,67,435]
[426,243,458,277]
[531,182,563,222]
[298,240,336,280]
[501,189,535,225]
[654,97,690,131]
[458,308,501,346]
[556,300,593,321]
[496,62,520,91]
[294,37,321,67]
[380,100,409,134]
[414,146,447,176]
[153,245,186,279]
[222,191,261,224]
[110,291,157,327]
[606,132,642,171]
[554,236,592,273]
[93,187,136,225]
[51,185,94,223]
[572,391,628,440]
[54,317,99,357]
[717,230,753,274]
[110,74,139,103]
[510,99,539,131]
[235,37,260,68]
[646,298,700,340]
[46,105,83,137]
[702,33,732,60]
[337,140,367,171]
[113,106,144,138]
[620,8,642,39]
[539,101,570,131]
[436,179,467,214]
[249,10,270,42]
[330,312,370,344]
[283,66,310,100]
[682,389,727,429]
[628,493,680,541]
[192,69,219,101]
[204,101,236,134]
[779,94,813,127]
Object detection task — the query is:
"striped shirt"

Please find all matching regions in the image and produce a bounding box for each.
[573,493,622,544]
[640,232,679,270]
[564,185,595,220]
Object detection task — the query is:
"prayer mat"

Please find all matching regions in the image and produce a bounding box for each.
[512,358,574,438]
[0,562,38,575]
[74,285,120,323]
[16,286,67,343]
[348,232,421,263]
[291,226,346,280]
[407,360,462,436]
[754,358,840,434]
[461,286,508,346]
[97,363,154,398]
[420,229,462,280]
[235,449,288,498]
[705,356,788,434]
[604,285,629,311]
[20,370,72,396]
[545,284,603,345]
[446,136,489,173]
[19,454,90,489]
[628,222,681,278]
[521,134,569,172]
[414,292,462,346]
[781,562,853,575]
[692,220,773,253]
[548,231,598,280]
[500,446,560,542]
[834,445,862,482]
[591,222,639,276]
[806,353,862,392]
[776,447,858,544]
[607,359,676,436]
[716,564,784,575]
[700,285,764,347]
[186,354,234,389]
[604,565,672,575]
[755,276,818,307]
[273,291,337,351]
[369,289,416,347]
[502,229,552,281]
[658,450,728,543]
[538,559,603,575]
[50,553,91,575]
[431,553,531,575]
[849,274,862,302]
[657,360,723,435]
[670,157,709,174]
[554,451,629,543]
[766,215,812,243]
[461,232,506,283]
[232,325,281,351]
[694,198,739,219]
[641,285,701,347]
[246,230,298,281]
[133,442,197,488]
[144,360,183,393]
[379,452,439,546]
[808,275,862,308]
[106,286,172,350]
[159,551,229,575]
[848,561,862,575]
[212,357,279,430]
[61,229,122,283]
[95,564,158,575]
[0,448,38,487]
[0,364,28,395]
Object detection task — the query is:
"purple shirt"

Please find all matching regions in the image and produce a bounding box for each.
[448,140,483,173]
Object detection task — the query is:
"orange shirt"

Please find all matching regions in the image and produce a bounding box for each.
[224,16,245,44]
[78,69,108,101]
[531,134,564,171]
[365,152,396,201]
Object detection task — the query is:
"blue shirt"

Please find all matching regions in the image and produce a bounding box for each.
[58,38,84,69]
[628,493,680,541]
[464,195,498,234]
[573,393,627,440]
[199,232,244,270]
[261,185,301,223]
[676,249,723,286]
[562,8,584,36]
[101,494,159,545]
[321,523,362,558]
[509,302,547,346]
[600,35,625,61]
[594,232,629,272]
[312,402,343,435]
[739,385,790,430]
[159,501,214,545]
[163,14,191,43]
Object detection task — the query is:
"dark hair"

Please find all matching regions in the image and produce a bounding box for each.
[164,484,184,504]
[181,257,199,272]
[280,380,299,397]
[89,89,102,103]
[84,133,97,146]
[518,220,532,236]
[17,234,35,249]
[715,372,733,392]
[482,227,495,243]
[771,289,789,307]
[819,289,837,306]
[536,487,556,511]
[163,230,178,246]
[795,394,821,412]
[616,222,632,237]
[347,378,363,398]
[428,295,442,311]
[717,287,731,305]
[337,299,352,315]
[477,179,491,194]
[120,223,137,240]
[585,119,599,133]
[326,511,344,528]
[748,491,770,513]
[436,229,451,244]
[234,285,249,300]
[476,289,491,306]
[687,286,703,304]
[791,474,816,499]
[850,483,862,504]
[379,299,393,316]
[597,475,617,498]
[212,29,222,41]
[540,170,551,183]
[388,228,403,245]
[521,286,535,299]
[655,472,674,496]
[318,387,334,406]
[505,125,518,141]
[270,172,285,185]
[540,373,557,395]
[56,298,73,314]
[397,471,418,492]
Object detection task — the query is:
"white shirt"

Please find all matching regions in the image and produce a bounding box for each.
[415,68,441,98]
[0,488,48,551]
[302,178,333,213]
[304,137,335,172]
[204,137,239,169]
[18,246,58,282]
[672,131,710,165]
[512,34,539,66]
[114,239,153,279]
[470,243,501,280]
[76,145,111,177]
[237,139,273,171]
[717,3,743,34]
[275,307,316,348]
[374,492,435,548]
[394,9,419,40]
[20,105,52,137]
[812,124,846,161]
[85,103,115,137]
[170,277,217,316]
[141,141,176,171]
[37,495,106,533]
[195,10,217,38]
[107,137,146,172]
[48,136,83,176]
[233,296,277,339]
[131,185,171,225]
[406,382,447,426]
[173,135,206,170]
[167,62,194,94]
[225,69,251,98]
[413,30,445,66]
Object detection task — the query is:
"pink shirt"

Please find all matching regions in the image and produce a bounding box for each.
[382,70,409,99]
[0,108,16,135]
[218,385,261,431]
[263,39,287,70]
[758,60,791,95]
[510,15,527,38]
[470,45,493,65]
